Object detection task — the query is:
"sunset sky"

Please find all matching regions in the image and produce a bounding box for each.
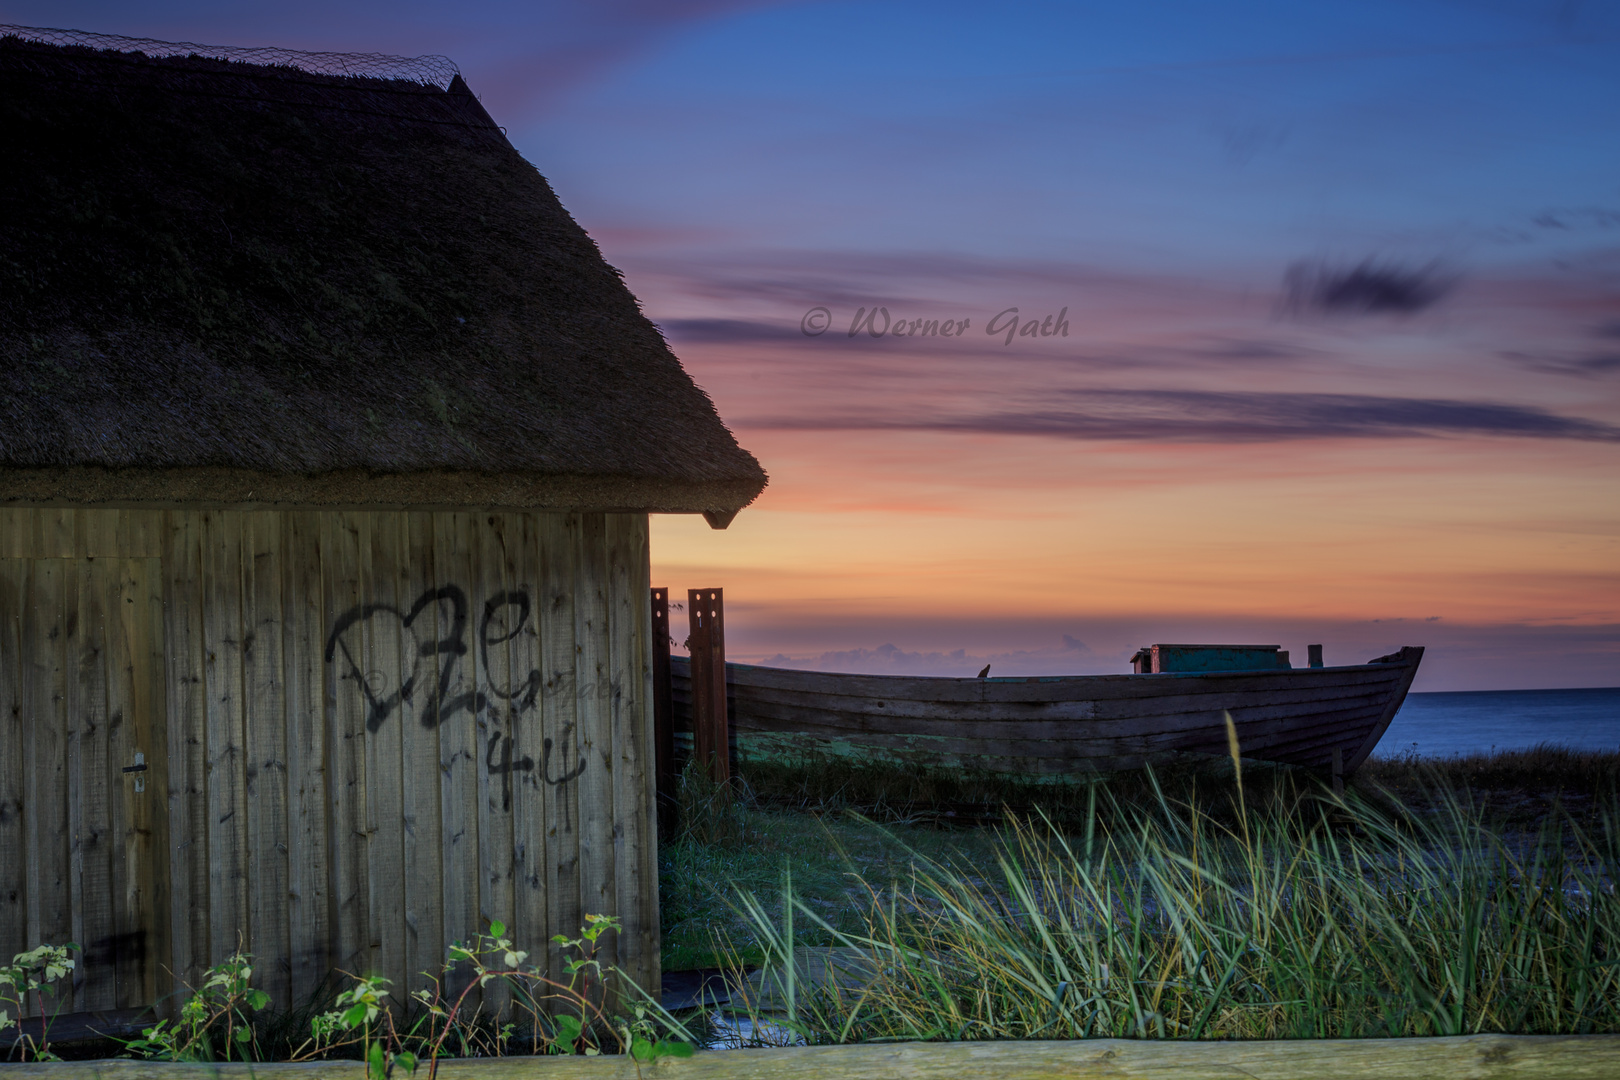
[9,0,1618,690]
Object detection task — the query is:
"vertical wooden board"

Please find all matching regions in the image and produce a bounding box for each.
[363,513,408,994]
[125,510,165,560]
[162,512,210,999]
[0,561,28,970]
[103,557,145,1008]
[474,514,515,1017]
[201,512,250,972]
[282,511,330,1005]
[34,509,74,560]
[321,511,371,977]
[606,514,657,1000]
[242,512,291,1010]
[0,508,34,558]
[68,557,116,1012]
[126,558,173,1012]
[20,561,73,1015]
[537,513,582,987]
[508,514,549,983]
[572,515,616,976]
[399,512,444,1001]
[431,512,480,1007]
[83,510,120,559]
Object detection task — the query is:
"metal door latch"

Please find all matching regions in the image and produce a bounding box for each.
[123,750,147,792]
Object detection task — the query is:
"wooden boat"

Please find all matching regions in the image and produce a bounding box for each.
[670,644,1423,776]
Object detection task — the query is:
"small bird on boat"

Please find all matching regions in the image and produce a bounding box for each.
[977,664,991,679]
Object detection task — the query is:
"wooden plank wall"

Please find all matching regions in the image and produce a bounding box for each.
[0,508,658,1017]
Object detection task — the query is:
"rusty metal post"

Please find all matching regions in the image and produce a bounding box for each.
[650,587,676,837]
[687,587,729,787]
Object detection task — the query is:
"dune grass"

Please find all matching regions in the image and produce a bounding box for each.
[663,746,1620,1043]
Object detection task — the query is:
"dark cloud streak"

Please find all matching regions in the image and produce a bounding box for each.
[1282,259,1456,316]
[743,390,1620,443]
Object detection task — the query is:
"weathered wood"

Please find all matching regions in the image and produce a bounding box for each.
[0,507,34,558]
[507,512,550,1010]
[401,511,446,1003]
[67,557,114,1012]
[282,511,331,1005]
[201,512,250,973]
[649,586,675,839]
[608,514,657,1001]
[11,1035,1620,1079]
[686,589,728,786]
[162,511,211,997]
[103,559,141,1007]
[475,514,518,1018]
[0,559,28,969]
[4,509,659,1021]
[124,557,172,1012]
[574,514,616,977]
[433,511,481,1008]
[364,512,409,994]
[243,512,292,1010]
[538,513,582,988]
[671,649,1423,777]
[321,511,370,979]
[20,558,73,1014]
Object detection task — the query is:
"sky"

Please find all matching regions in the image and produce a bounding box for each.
[7,1,1617,690]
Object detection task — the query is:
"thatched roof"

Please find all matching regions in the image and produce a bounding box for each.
[0,31,766,519]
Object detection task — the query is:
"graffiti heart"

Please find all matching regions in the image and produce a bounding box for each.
[325,584,583,804]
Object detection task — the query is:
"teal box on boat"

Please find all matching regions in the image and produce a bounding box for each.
[1131,644,1293,674]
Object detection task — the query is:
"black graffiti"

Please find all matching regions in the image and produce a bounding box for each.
[324,585,482,733]
[543,734,588,785]
[325,583,588,809]
[482,590,541,711]
[487,734,534,811]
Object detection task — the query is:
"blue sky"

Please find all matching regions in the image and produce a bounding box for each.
[7,1,1617,688]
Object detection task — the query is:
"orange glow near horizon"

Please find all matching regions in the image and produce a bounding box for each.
[652,424,1618,689]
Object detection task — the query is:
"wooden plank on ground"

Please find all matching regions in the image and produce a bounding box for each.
[321,511,370,979]
[537,514,582,992]
[201,512,249,972]
[0,560,29,969]
[162,511,210,999]
[400,512,445,1002]
[12,1034,1620,1079]
[364,512,408,995]
[281,511,330,1006]
[243,512,291,1011]
[605,514,657,1002]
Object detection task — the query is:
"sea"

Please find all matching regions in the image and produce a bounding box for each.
[1375,687,1620,759]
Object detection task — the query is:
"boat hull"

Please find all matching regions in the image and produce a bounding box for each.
[670,647,1422,775]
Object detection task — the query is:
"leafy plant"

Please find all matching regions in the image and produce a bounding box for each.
[122,951,271,1062]
[0,942,77,1062]
[290,915,694,1077]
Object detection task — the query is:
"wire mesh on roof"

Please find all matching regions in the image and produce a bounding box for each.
[0,23,459,89]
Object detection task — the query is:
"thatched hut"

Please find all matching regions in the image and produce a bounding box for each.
[0,27,765,1021]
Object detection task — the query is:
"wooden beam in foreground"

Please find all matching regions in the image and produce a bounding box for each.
[9,1036,1620,1079]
